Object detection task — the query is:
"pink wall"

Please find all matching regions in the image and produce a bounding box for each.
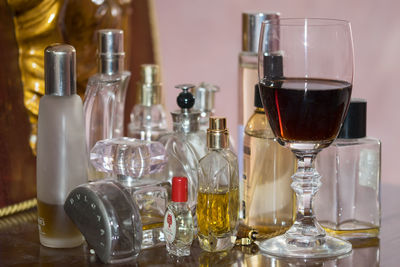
[153,0,400,185]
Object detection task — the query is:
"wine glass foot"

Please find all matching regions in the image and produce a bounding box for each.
[259,234,352,259]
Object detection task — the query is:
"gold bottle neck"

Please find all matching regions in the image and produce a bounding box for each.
[207,129,229,149]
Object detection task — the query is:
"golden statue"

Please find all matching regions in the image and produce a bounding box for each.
[0,0,158,215]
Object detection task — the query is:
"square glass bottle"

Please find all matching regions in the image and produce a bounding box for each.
[315,99,381,239]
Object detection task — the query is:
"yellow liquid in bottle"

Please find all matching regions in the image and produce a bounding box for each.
[197,188,239,237]
[37,200,83,248]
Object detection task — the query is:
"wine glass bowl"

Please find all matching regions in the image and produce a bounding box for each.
[258,18,354,258]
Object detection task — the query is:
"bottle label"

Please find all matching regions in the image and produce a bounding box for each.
[359,148,379,190]
[163,210,176,243]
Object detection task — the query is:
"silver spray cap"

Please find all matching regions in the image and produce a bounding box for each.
[98,29,125,75]
[191,82,219,114]
[242,12,280,53]
[44,44,76,96]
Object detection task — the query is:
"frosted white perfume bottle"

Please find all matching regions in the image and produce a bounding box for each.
[83,29,130,160]
[157,84,207,212]
[128,64,167,141]
[316,99,381,239]
[238,12,280,196]
[37,44,87,248]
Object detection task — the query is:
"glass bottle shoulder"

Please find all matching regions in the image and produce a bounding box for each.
[199,149,238,171]
[245,108,275,138]
[332,137,381,148]
[87,71,131,84]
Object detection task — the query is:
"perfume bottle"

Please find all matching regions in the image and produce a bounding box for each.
[83,29,130,158]
[157,84,207,211]
[128,64,167,141]
[238,12,280,195]
[64,179,143,264]
[241,85,295,238]
[37,44,87,248]
[190,82,219,131]
[315,99,381,239]
[197,117,239,252]
[164,177,194,256]
[90,137,170,248]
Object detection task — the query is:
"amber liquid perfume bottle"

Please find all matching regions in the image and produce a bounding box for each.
[238,12,280,186]
[316,99,381,239]
[197,117,239,252]
[37,44,87,248]
[242,85,295,238]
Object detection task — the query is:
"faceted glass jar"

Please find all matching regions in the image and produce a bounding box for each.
[315,137,381,239]
[90,137,170,248]
[242,107,295,238]
[128,104,168,141]
[197,148,239,252]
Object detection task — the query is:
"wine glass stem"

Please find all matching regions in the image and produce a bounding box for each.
[286,152,326,246]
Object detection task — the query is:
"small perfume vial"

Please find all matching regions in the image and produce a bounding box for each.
[316,99,381,239]
[164,177,194,257]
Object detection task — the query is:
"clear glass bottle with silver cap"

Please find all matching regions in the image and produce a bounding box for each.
[197,117,239,252]
[128,64,167,141]
[37,44,87,248]
[157,84,207,212]
[238,13,280,198]
[83,29,131,173]
[190,82,219,131]
[89,137,169,249]
[315,99,381,239]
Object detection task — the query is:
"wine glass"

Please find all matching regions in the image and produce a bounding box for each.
[258,18,354,258]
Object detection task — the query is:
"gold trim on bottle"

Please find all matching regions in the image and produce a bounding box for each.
[207,117,229,149]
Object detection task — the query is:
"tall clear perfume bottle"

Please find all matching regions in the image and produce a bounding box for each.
[238,12,280,195]
[190,82,219,131]
[37,44,87,248]
[90,137,170,248]
[316,99,381,239]
[157,84,207,212]
[197,117,239,252]
[83,29,131,161]
[164,177,194,256]
[128,64,167,141]
[242,85,295,238]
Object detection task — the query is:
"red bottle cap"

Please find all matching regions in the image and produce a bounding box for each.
[171,177,188,202]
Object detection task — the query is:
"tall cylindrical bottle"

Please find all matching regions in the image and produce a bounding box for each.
[197,117,239,252]
[37,44,88,248]
[238,12,280,204]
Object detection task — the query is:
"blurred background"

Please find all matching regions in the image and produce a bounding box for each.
[153,0,400,185]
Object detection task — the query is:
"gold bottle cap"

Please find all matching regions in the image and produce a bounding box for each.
[139,64,162,106]
[207,117,229,149]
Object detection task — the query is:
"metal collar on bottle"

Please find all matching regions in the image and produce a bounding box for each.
[44,44,76,96]
[139,64,162,106]
[207,117,229,149]
[97,29,125,75]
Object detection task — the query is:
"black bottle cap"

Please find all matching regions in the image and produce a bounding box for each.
[338,98,367,139]
[263,55,283,79]
[254,84,263,108]
[175,84,195,109]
